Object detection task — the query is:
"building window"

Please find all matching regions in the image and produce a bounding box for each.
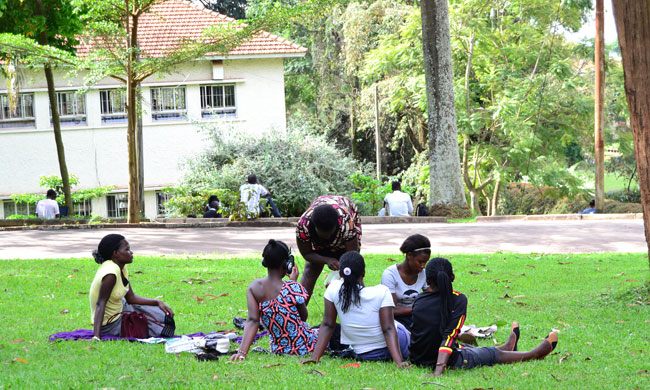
[73,199,92,217]
[0,93,35,129]
[200,85,236,118]
[151,87,186,120]
[106,193,128,218]
[54,91,86,125]
[100,89,127,123]
[3,200,32,217]
[156,191,172,216]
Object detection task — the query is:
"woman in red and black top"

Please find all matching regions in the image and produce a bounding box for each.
[409,257,558,377]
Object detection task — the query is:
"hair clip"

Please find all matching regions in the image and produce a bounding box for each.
[343,267,352,276]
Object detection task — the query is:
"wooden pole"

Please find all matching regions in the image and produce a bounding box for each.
[374,85,381,180]
[594,0,605,212]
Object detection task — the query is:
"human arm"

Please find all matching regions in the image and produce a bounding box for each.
[124,285,174,316]
[300,298,337,364]
[231,286,261,362]
[434,295,467,376]
[391,293,413,317]
[379,306,410,368]
[407,196,413,215]
[289,266,309,322]
[344,236,360,252]
[93,274,117,339]
[296,239,339,270]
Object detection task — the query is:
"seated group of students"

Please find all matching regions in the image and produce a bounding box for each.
[88,195,557,377]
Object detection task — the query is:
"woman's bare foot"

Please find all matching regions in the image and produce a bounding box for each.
[497,321,520,351]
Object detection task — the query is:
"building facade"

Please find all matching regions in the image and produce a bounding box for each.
[0,0,306,219]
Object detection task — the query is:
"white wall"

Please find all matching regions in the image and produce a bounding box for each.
[0,58,289,215]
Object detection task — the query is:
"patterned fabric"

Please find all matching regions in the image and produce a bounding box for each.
[259,280,318,355]
[296,195,362,253]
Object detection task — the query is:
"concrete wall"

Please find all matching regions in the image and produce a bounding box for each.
[0,57,288,218]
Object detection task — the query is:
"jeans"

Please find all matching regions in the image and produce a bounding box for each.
[355,322,410,361]
[261,194,281,217]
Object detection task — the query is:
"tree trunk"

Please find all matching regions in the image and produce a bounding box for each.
[34,0,72,211]
[491,178,502,216]
[126,3,140,224]
[420,0,466,207]
[612,0,650,267]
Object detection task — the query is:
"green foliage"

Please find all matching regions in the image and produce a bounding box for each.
[606,189,641,204]
[161,186,252,221]
[39,174,80,196]
[5,214,38,220]
[179,121,367,217]
[348,173,416,216]
[605,131,638,192]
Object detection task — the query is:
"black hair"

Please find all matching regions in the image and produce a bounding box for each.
[247,174,258,184]
[208,195,219,203]
[312,204,339,233]
[391,181,401,191]
[399,234,431,254]
[46,189,57,198]
[589,198,595,207]
[425,257,455,334]
[261,239,291,269]
[338,251,365,313]
[92,234,125,264]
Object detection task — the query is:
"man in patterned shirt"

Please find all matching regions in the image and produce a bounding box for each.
[296,195,361,303]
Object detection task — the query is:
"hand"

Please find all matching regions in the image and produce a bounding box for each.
[299,358,319,365]
[157,300,174,317]
[396,361,411,369]
[289,263,299,281]
[230,352,246,362]
[326,258,339,271]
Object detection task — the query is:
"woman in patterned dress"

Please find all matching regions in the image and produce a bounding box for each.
[231,239,318,361]
[296,195,362,303]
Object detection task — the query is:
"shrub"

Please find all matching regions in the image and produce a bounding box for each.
[178,122,368,217]
[348,173,417,216]
[606,189,641,203]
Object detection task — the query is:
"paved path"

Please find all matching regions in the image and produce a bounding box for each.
[0,219,645,259]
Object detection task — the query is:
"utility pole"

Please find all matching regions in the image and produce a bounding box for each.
[594,0,605,212]
[374,85,381,180]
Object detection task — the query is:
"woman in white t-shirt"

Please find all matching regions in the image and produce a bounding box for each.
[301,252,410,368]
[381,234,431,330]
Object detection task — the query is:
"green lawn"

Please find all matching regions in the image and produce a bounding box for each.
[1,253,648,389]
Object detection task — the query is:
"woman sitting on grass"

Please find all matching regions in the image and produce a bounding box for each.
[381,234,431,330]
[301,251,410,368]
[90,234,175,340]
[409,257,558,376]
[231,239,318,361]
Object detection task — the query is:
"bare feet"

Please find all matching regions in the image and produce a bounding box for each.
[497,321,520,351]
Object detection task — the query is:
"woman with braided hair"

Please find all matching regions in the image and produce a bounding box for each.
[301,251,410,368]
[409,257,558,376]
[89,234,174,340]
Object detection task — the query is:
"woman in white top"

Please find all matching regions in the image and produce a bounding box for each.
[301,252,410,368]
[381,234,431,330]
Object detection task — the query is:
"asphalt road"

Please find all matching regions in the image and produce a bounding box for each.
[0,219,645,259]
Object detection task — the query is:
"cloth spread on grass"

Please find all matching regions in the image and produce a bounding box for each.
[49,329,269,344]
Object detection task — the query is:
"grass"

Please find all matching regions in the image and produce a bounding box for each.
[1,253,649,389]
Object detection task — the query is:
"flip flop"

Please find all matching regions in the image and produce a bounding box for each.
[544,332,558,351]
[511,321,520,351]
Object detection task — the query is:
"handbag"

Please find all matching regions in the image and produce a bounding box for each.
[120,312,150,339]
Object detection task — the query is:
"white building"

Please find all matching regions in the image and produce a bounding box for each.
[0,0,306,220]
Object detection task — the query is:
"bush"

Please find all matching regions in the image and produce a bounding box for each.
[606,189,641,203]
[6,214,39,220]
[178,122,368,217]
[162,186,253,221]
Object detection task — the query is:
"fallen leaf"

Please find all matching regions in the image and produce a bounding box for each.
[190,295,204,304]
[67,275,76,279]
[213,375,219,380]
[134,271,144,274]
[584,357,591,361]
[513,295,525,299]
[521,372,530,376]
[72,269,79,272]
[12,358,28,363]
[469,271,480,275]
[209,293,230,300]
[498,294,511,299]
[263,363,285,368]
[515,302,526,306]
[60,309,69,315]
[625,279,637,282]
[558,321,570,327]
[118,375,131,380]
[10,339,24,344]
[557,262,571,265]
[558,353,572,363]
[551,374,565,381]
[340,363,360,368]
[638,369,649,375]
[526,265,536,268]
[77,291,88,295]
[385,258,396,262]
[521,273,526,276]
[616,320,625,324]
[475,263,486,267]
[215,321,227,325]
[84,346,93,351]
[481,296,487,301]
[309,369,327,376]
[586,342,594,345]
[420,383,452,388]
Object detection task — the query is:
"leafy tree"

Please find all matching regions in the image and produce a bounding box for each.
[195,0,248,19]
[0,0,83,212]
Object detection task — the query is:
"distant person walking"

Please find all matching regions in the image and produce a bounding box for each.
[36,189,60,219]
[239,174,281,218]
[384,181,413,216]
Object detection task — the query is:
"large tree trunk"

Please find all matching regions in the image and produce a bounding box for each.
[126,5,140,224]
[420,0,466,207]
[35,0,72,212]
[612,0,650,267]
